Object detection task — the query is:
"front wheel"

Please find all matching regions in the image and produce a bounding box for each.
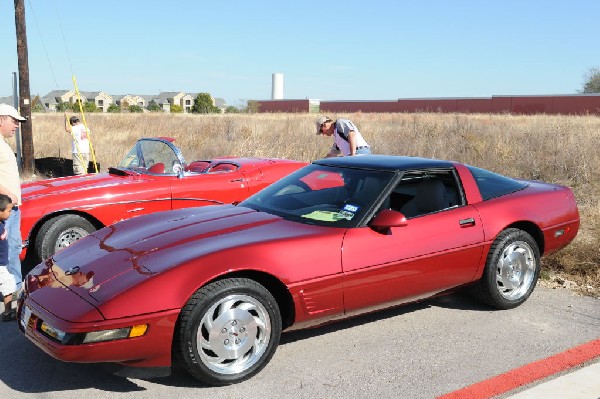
[34,214,97,261]
[175,278,282,386]
[471,228,540,309]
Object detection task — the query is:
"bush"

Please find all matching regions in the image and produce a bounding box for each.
[225,106,241,113]
[129,105,143,113]
[147,100,163,112]
[107,104,121,113]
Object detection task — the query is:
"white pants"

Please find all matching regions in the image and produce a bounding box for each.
[0,265,16,297]
[73,153,90,175]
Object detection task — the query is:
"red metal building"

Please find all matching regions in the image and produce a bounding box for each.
[256,94,600,115]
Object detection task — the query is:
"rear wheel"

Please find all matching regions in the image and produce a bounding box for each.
[471,228,540,309]
[175,278,281,386]
[34,214,97,261]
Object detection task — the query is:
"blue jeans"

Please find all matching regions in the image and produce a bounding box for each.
[6,207,22,292]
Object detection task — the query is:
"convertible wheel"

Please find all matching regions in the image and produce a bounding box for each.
[175,278,282,386]
[35,214,97,261]
[471,228,540,309]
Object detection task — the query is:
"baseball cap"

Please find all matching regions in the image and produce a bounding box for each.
[0,103,27,121]
[316,116,331,135]
[69,116,80,124]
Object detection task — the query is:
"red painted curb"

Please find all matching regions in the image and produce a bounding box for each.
[437,338,600,399]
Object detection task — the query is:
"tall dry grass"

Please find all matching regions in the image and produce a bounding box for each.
[22,112,600,294]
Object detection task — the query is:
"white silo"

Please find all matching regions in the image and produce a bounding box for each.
[272,73,284,99]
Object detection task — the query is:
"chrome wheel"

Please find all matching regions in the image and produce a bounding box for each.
[471,228,540,309]
[197,294,272,375]
[54,226,90,252]
[36,214,97,261]
[495,240,536,300]
[177,278,281,385]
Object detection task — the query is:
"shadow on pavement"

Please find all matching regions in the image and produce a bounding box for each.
[0,289,492,392]
[0,322,146,393]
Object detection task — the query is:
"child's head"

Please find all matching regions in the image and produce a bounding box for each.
[0,194,13,221]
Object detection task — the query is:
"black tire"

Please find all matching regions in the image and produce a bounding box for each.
[34,214,97,261]
[174,278,282,386]
[471,228,541,309]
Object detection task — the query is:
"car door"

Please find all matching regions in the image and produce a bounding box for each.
[342,206,484,315]
[341,171,485,315]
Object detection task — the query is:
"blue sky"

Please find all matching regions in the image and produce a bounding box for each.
[1,1,598,106]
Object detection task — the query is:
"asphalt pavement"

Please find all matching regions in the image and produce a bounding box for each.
[0,285,598,399]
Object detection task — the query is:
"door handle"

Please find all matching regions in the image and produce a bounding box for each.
[459,217,476,227]
[230,178,244,182]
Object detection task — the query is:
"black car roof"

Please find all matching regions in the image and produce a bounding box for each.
[313,155,456,172]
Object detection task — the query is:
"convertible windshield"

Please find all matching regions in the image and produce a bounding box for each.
[118,139,184,174]
[240,164,395,228]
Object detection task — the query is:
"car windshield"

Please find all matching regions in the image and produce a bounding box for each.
[240,164,396,228]
[118,139,184,174]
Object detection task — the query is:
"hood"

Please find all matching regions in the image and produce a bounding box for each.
[26,206,295,313]
[21,169,138,202]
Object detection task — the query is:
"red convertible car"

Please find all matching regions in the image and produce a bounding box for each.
[20,137,306,263]
[18,155,579,386]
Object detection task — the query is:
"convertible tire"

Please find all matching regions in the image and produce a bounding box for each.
[175,278,282,386]
[34,214,97,261]
[471,228,540,309]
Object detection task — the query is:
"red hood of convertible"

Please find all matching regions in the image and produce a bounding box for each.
[21,169,139,201]
[24,205,300,319]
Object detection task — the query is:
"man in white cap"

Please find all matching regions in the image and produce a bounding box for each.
[0,103,27,295]
[316,116,371,158]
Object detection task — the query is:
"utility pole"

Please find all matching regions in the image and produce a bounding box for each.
[14,0,35,174]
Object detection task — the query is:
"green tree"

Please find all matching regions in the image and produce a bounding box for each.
[147,100,162,112]
[170,104,183,113]
[129,104,143,113]
[83,101,97,113]
[192,92,220,114]
[581,67,600,93]
[225,105,241,113]
[245,100,260,114]
[56,101,70,112]
[69,99,96,113]
[107,103,121,113]
[31,95,45,112]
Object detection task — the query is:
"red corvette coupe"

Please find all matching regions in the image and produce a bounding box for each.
[20,137,306,263]
[18,155,579,386]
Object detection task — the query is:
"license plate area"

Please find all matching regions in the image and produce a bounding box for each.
[20,305,32,330]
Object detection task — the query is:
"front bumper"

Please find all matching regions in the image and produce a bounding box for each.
[18,297,180,369]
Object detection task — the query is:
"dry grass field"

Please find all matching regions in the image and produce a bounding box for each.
[23,112,600,295]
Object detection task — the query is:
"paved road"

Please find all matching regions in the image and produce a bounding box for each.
[0,286,598,399]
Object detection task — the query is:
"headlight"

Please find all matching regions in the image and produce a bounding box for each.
[40,321,67,342]
[38,320,148,345]
[83,324,148,344]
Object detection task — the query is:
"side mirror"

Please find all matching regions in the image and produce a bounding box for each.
[173,163,184,179]
[370,209,408,229]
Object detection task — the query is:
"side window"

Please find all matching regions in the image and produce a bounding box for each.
[385,169,463,218]
[467,165,527,200]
